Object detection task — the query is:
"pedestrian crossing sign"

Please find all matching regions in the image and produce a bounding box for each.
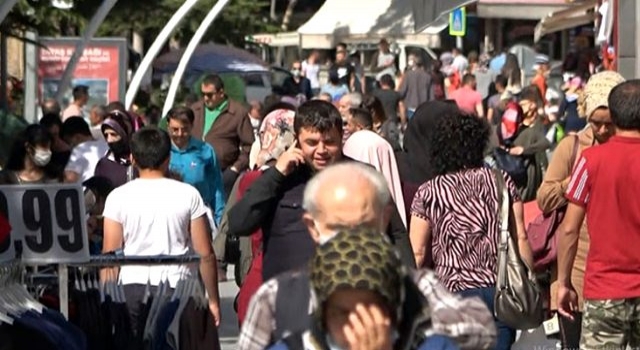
[449,7,466,37]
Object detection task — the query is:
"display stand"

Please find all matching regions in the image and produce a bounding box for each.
[57,254,200,319]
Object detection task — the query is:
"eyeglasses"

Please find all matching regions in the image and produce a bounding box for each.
[202,92,218,98]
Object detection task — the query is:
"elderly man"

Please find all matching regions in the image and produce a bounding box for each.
[238,162,497,350]
[41,98,61,117]
[89,104,108,140]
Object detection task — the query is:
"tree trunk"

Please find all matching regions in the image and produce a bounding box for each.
[280,0,297,31]
[276,0,297,67]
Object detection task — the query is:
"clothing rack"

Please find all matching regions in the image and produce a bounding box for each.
[57,254,201,319]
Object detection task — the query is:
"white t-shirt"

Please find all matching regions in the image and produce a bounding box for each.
[65,139,109,182]
[302,60,320,89]
[102,178,208,287]
[376,52,397,81]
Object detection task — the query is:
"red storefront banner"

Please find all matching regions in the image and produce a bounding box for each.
[38,37,127,109]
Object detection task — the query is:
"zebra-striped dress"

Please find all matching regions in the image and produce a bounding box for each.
[411,167,520,293]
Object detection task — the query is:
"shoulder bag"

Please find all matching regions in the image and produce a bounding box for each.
[526,135,579,271]
[493,169,544,330]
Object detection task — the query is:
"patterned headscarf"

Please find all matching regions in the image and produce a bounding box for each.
[256,108,296,167]
[310,228,405,327]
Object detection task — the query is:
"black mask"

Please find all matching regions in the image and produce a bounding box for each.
[108,139,130,159]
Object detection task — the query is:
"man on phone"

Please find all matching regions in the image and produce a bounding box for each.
[228,100,413,281]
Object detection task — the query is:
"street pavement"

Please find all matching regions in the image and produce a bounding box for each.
[218,267,240,350]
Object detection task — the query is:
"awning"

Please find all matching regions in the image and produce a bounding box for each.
[297,0,443,49]
[411,0,477,33]
[477,0,573,20]
[245,32,299,47]
[534,0,597,42]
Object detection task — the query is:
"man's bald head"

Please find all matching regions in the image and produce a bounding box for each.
[42,98,61,117]
[302,162,391,244]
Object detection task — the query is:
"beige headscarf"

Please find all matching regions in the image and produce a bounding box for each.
[578,70,626,120]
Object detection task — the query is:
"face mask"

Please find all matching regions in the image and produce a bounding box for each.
[407,59,415,68]
[291,69,301,78]
[250,118,261,129]
[326,335,347,350]
[32,149,52,167]
[108,139,130,158]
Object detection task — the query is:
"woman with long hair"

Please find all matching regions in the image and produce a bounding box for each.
[0,124,60,184]
[361,94,401,151]
[409,112,533,350]
[501,53,523,94]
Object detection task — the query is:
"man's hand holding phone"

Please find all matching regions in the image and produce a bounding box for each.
[275,140,305,176]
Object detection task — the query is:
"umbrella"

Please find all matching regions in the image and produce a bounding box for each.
[153,43,269,75]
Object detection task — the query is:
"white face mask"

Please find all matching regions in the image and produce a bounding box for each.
[32,149,52,167]
[250,118,260,129]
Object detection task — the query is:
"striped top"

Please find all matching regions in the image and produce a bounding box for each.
[411,167,520,292]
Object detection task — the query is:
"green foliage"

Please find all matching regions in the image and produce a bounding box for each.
[4,0,275,48]
[94,0,274,47]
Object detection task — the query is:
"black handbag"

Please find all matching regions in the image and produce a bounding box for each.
[492,147,527,187]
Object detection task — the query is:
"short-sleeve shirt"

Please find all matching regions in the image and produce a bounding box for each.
[565,136,640,300]
[102,177,207,287]
[450,87,483,115]
[411,167,520,292]
[64,139,109,183]
[329,62,355,87]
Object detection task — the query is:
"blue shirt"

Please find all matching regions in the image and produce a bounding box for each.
[170,137,225,225]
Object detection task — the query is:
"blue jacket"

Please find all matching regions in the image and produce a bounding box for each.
[170,137,225,225]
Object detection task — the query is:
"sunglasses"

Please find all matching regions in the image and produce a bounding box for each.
[202,92,218,98]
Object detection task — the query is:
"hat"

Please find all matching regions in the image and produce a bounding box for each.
[584,70,626,119]
[309,228,405,327]
[535,54,549,65]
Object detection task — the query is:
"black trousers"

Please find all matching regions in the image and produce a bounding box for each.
[558,312,582,350]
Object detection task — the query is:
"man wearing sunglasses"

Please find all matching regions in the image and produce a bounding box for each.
[191,74,255,199]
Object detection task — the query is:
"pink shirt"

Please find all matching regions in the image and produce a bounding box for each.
[62,104,84,121]
[450,86,482,115]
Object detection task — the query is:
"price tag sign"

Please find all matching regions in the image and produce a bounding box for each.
[0,184,90,264]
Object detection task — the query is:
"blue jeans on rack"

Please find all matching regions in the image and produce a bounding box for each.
[457,287,515,350]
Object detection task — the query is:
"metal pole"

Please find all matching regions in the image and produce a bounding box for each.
[58,264,69,319]
[53,0,118,103]
[23,31,38,123]
[0,35,7,114]
[0,0,19,25]
[125,0,200,110]
[162,0,232,117]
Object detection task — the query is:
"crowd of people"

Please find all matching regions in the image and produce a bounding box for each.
[2,39,640,350]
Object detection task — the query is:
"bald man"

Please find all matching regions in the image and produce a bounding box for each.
[238,162,497,350]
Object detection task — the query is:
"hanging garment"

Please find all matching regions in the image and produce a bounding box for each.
[179,297,220,350]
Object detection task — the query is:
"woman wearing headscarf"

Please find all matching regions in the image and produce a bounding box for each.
[409,112,533,350]
[216,103,297,325]
[343,130,406,227]
[536,71,625,349]
[0,124,60,184]
[267,229,457,350]
[396,100,460,223]
[94,110,135,188]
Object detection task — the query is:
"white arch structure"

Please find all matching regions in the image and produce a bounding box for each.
[125,0,201,109]
[54,0,119,102]
[162,0,232,117]
[0,0,20,25]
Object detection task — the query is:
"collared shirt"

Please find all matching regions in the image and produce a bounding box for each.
[203,100,229,137]
[238,269,497,350]
[170,137,225,225]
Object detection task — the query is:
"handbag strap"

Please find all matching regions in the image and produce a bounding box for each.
[493,169,510,289]
[569,135,579,170]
